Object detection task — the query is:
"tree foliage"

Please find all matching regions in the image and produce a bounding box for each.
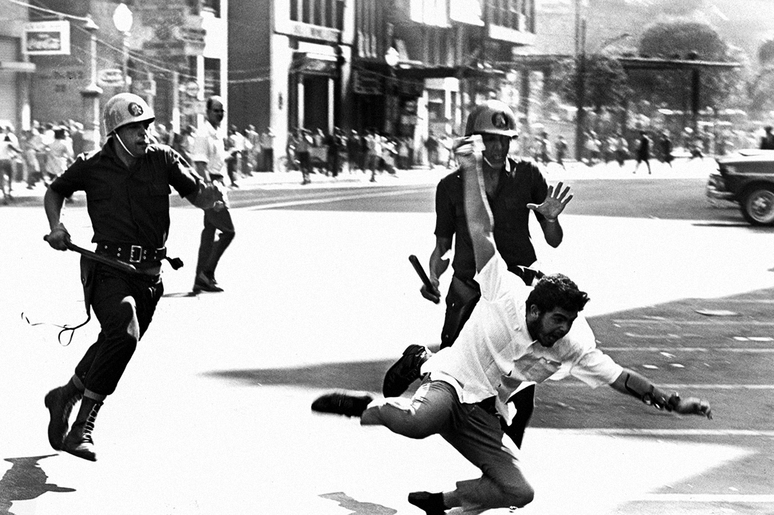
[630,20,741,112]
[552,54,630,113]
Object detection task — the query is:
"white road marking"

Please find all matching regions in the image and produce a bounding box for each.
[633,494,774,503]
[539,428,774,437]
[614,319,774,326]
[601,346,774,352]
[556,382,774,389]
[244,187,430,210]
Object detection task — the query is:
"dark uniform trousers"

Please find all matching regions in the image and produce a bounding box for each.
[75,264,163,396]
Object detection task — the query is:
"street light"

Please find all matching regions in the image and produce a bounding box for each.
[384,48,400,135]
[112,3,133,92]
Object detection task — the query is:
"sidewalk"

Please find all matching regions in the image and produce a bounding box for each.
[2,157,713,204]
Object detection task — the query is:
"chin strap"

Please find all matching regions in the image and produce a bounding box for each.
[623,372,680,412]
[113,133,136,158]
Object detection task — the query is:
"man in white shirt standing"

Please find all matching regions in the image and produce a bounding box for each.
[190,96,234,293]
[312,135,713,514]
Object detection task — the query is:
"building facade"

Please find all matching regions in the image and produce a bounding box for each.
[24,0,226,148]
[228,0,537,165]
[0,1,35,131]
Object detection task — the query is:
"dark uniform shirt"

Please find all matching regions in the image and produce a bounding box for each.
[50,140,201,249]
[434,158,549,282]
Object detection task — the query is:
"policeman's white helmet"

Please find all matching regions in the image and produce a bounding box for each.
[464,100,519,138]
[103,93,155,135]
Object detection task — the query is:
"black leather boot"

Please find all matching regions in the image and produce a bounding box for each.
[63,396,103,461]
[44,378,83,450]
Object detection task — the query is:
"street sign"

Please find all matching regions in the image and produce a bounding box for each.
[98,68,125,88]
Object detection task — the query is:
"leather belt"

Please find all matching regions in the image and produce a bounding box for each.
[96,243,167,264]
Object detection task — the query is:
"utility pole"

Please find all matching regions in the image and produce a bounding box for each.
[574,4,586,162]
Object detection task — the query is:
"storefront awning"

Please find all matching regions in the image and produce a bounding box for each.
[292,52,339,77]
[395,64,505,80]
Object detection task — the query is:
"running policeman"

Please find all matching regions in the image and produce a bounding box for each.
[43,93,225,461]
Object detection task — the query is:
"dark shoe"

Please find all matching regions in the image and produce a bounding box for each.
[408,491,446,514]
[44,382,83,450]
[63,397,102,462]
[382,345,429,397]
[311,391,373,417]
[193,271,223,293]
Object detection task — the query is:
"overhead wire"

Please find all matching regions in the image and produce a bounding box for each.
[4,0,427,89]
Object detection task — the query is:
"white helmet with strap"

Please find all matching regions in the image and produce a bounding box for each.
[464,100,519,138]
[103,93,155,135]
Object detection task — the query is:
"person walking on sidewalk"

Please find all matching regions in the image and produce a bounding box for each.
[634,130,652,174]
[191,96,236,293]
[381,99,571,449]
[311,135,713,514]
[43,93,225,461]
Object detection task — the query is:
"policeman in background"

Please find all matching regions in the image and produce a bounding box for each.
[43,93,224,461]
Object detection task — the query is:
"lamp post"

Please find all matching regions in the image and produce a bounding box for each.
[384,47,399,135]
[80,15,102,152]
[112,3,133,92]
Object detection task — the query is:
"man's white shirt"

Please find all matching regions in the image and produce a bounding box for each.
[191,122,226,175]
[422,254,622,423]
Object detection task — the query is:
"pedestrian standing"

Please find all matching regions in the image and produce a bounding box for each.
[43,92,225,461]
[658,131,674,168]
[191,96,236,293]
[634,130,652,174]
[760,126,774,150]
[45,127,74,184]
[297,128,312,184]
[312,134,713,514]
[0,126,21,203]
[260,127,275,172]
[555,135,567,169]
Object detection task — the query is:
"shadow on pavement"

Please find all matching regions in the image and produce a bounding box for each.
[203,359,394,392]
[319,492,398,515]
[0,455,75,515]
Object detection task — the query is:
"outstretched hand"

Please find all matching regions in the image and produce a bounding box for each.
[674,397,713,419]
[526,182,573,221]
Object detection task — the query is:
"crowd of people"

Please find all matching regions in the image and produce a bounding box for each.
[527,123,770,175]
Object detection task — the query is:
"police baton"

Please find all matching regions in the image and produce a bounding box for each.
[43,236,139,274]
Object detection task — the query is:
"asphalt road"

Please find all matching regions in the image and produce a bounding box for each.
[1,163,772,515]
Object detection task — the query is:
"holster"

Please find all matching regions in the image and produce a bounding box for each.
[80,255,96,317]
[440,275,481,349]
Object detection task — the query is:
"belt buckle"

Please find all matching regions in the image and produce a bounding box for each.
[129,245,143,264]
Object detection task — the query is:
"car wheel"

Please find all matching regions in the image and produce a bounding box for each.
[741,185,774,226]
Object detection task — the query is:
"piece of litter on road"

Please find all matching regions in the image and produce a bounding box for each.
[670,363,685,368]
[660,352,676,358]
[695,309,740,317]
[643,364,658,369]
[733,336,749,341]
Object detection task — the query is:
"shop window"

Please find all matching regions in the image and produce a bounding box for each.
[204,57,220,99]
[202,0,220,17]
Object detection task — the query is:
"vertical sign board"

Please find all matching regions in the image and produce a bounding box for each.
[23,20,71,56]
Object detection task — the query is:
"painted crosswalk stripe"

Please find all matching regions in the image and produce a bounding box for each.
[633,494,774,503]
[539,428,774,437]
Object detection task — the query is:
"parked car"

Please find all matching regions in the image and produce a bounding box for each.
[707,149,774,226]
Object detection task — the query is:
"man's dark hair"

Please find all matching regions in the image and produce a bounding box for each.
[526,273,589,314]
[206,96,224,111]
